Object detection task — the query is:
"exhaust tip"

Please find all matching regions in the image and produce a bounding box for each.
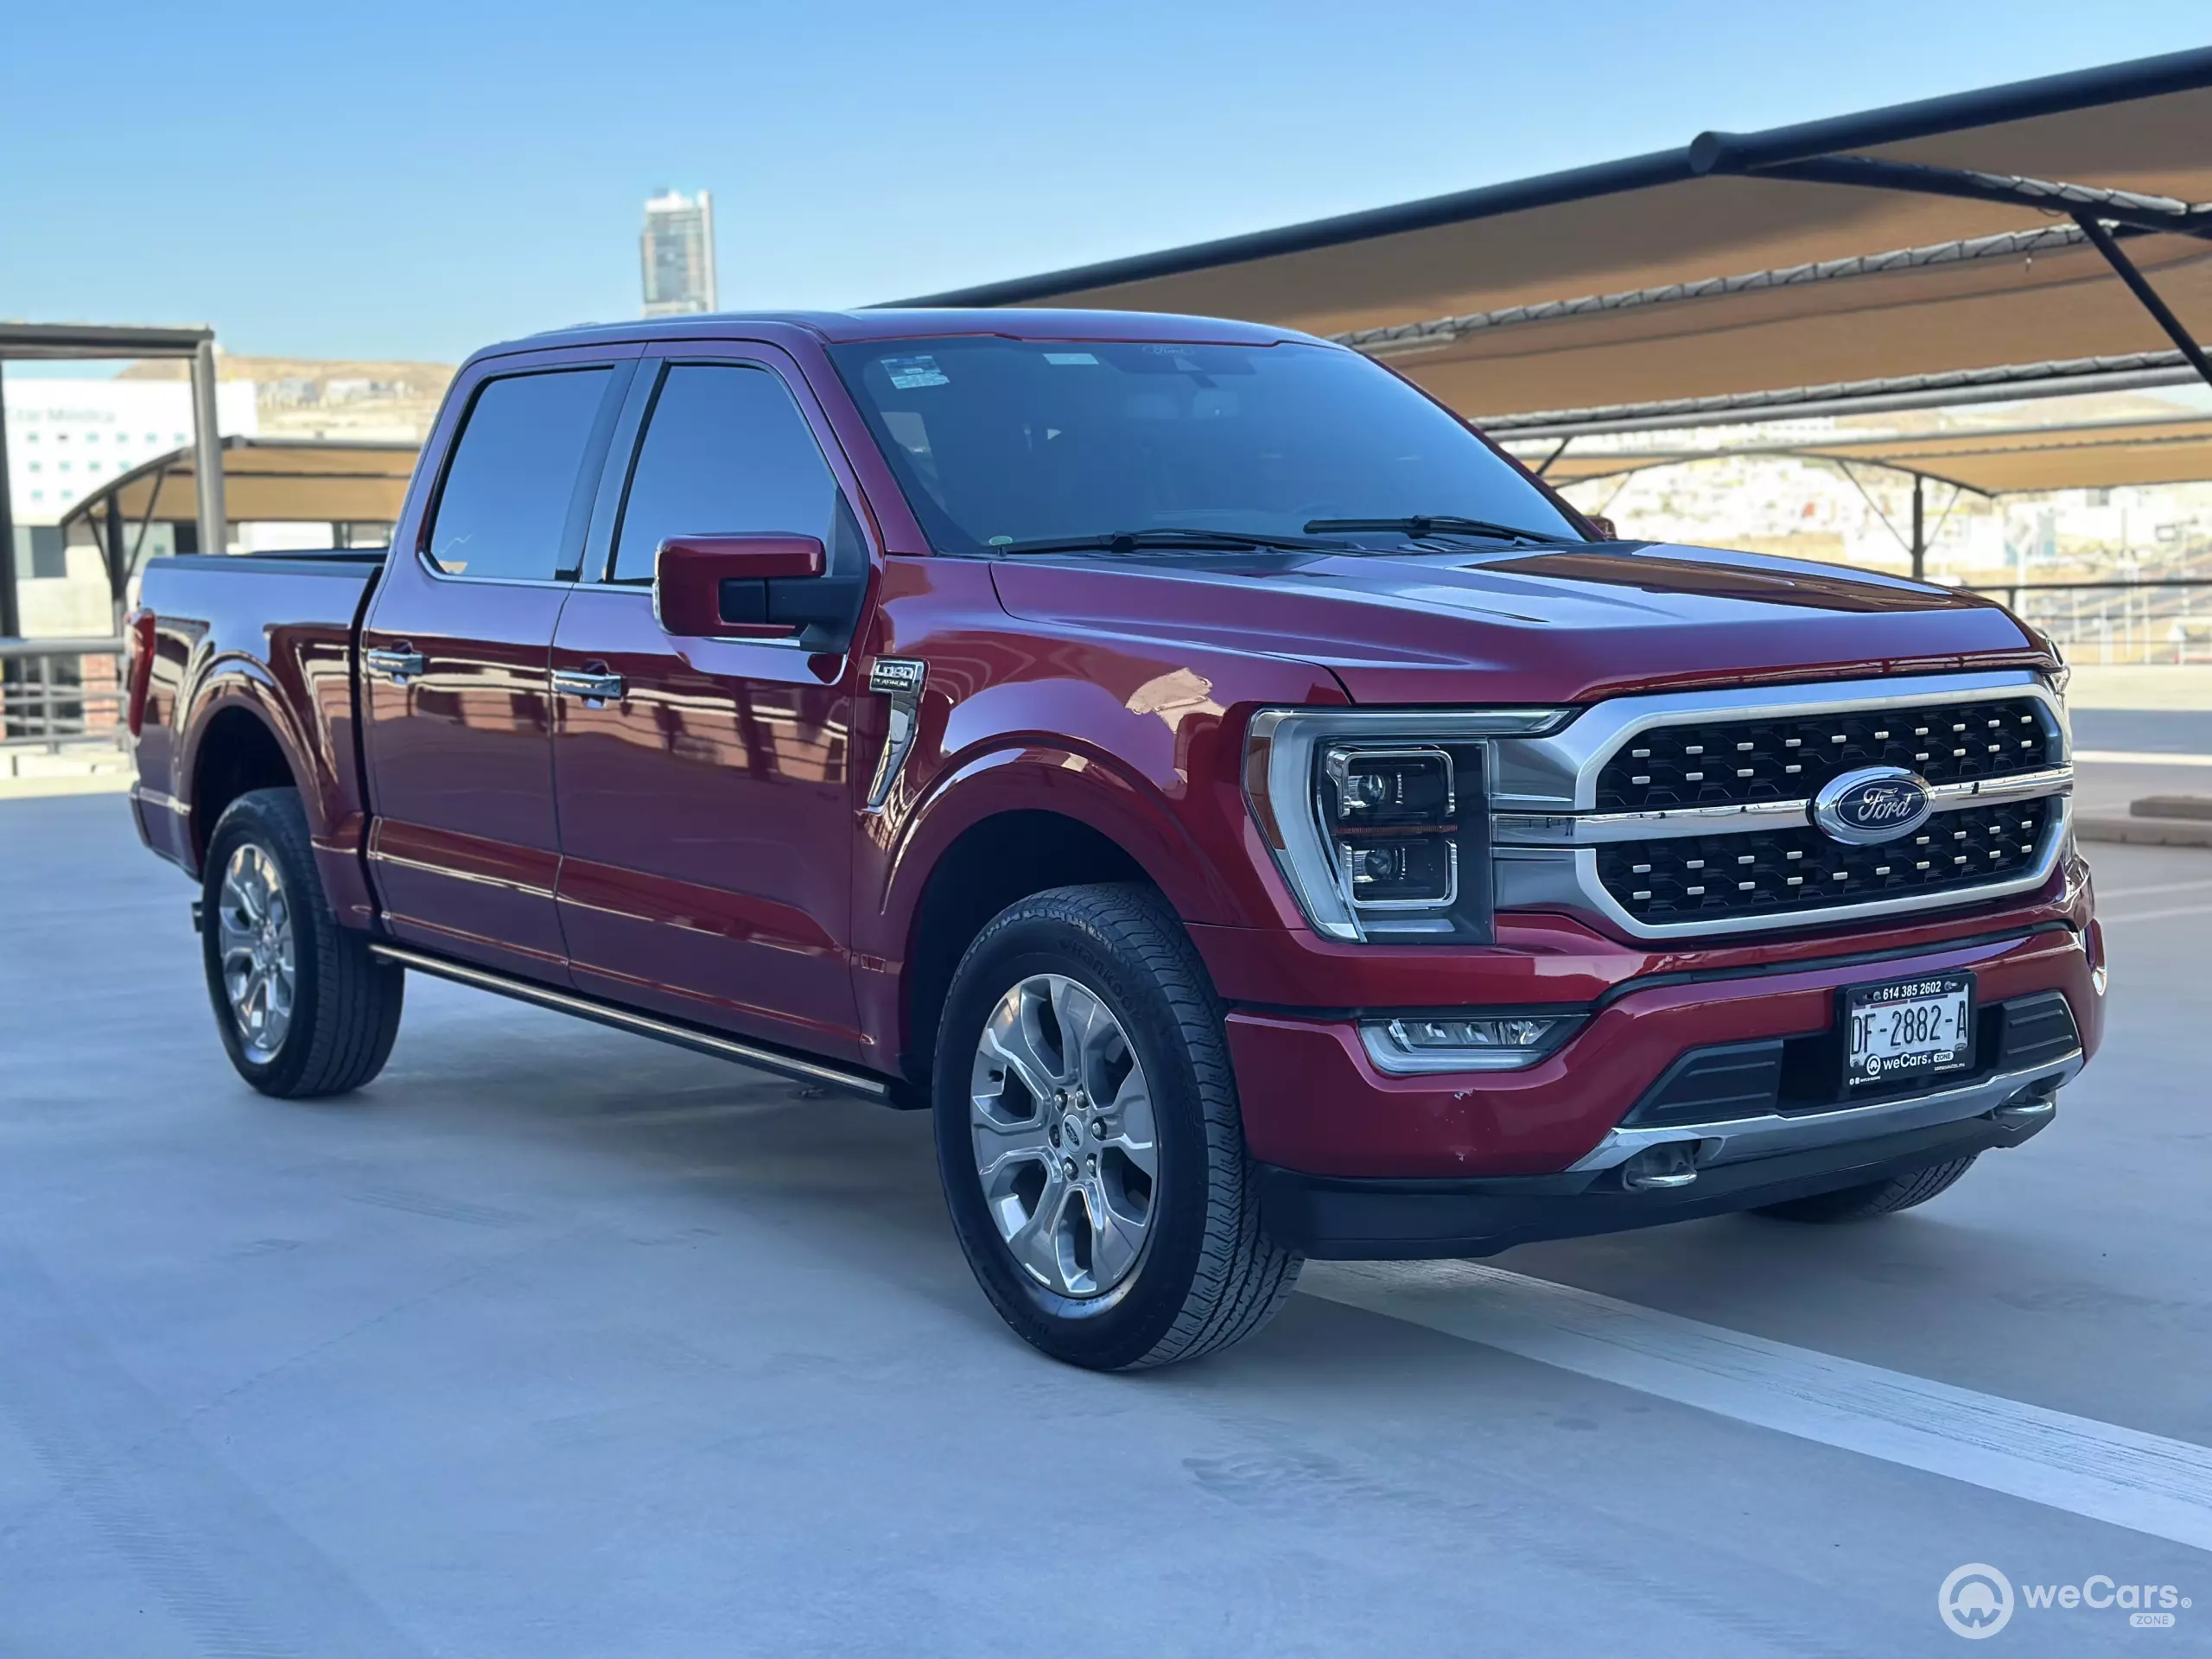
[1621,1141,1700,1192]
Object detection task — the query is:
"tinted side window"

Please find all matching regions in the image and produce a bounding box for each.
[611,364,842,582]
[428,368,613,580]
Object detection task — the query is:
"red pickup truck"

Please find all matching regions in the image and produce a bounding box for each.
[128,309,2101,1369]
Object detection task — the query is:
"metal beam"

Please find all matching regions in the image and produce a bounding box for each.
[1478,352,2202,438]
[2071,213,2212,389]
[1339,225,2095,359]
[0,321,213,361]
[1749,156,2212,240]
[1686,48,2212,176]
[189,340,227,556]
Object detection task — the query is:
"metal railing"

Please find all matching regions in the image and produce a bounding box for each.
[1957,580,2212,665]
[1,638,127,749]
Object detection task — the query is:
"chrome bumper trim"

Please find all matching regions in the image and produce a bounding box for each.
[1567,1050,2082,1173]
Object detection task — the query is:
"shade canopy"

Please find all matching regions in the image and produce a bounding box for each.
[1534,412,2212,497]
[59,437,417,531]
[896,49,2212,432]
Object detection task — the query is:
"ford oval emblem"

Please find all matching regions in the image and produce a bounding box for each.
[1813,766,1934,845]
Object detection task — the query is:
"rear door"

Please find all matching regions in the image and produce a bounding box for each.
[361,349,636,978]
[549,347,874,1061]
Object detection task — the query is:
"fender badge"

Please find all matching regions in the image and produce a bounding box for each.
[868,658,925,697]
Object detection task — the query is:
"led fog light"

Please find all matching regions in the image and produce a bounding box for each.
[1358,1014,1581,1075]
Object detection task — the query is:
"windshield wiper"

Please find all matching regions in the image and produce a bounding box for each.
[1304,515,1571,545]
[988,527,1355,556]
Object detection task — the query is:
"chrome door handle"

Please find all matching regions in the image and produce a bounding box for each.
[552,667,624,707]
[365,646,426,684]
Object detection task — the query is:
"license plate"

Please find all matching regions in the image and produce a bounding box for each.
[1844,973,1974,1089]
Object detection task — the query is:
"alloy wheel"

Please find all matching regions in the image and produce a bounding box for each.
[969,972,1159,1298]
[217,842,296,1063]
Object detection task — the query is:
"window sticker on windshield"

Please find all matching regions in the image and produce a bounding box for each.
[881,354,948,390]
[1043,353,1099,365]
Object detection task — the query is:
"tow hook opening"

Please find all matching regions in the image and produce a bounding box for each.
[1620,1141,1703,1192]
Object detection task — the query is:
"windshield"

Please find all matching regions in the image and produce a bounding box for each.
[825,336,1581,554]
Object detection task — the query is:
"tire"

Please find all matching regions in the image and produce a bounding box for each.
[200,787,404,1098]
[1751,1154,1980,1224]
[932,883,1301,1370]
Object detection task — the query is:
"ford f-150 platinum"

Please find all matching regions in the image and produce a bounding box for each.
[128,309,2101,1369]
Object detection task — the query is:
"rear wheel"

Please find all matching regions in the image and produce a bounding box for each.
[1751,1154,1980,1224]
[932,883,1300,1370]
[200,788,404,1097]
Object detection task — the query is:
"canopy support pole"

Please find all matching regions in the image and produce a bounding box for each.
[2072,213,2212,390]
[101,496,128,624]
[1911,473,1926,582]
[190,340,227,556]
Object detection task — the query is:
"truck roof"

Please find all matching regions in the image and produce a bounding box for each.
[473,308,1324,365]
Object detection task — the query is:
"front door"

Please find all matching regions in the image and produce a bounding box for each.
[550,352,872,1062]
[360,353,634,978]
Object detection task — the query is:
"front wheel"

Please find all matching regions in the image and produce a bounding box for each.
[200,787,404,1097]
[932,883,1301,1370]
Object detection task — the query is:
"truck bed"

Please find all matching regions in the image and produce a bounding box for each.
[131,550,385,922]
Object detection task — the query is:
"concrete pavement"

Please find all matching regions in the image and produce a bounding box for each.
[1,785,2206,1657]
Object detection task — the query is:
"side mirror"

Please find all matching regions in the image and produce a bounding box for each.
[655,533,827,639]
[1586,515,1619,542]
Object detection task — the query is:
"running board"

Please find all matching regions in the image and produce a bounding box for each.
[367,942,894,1103]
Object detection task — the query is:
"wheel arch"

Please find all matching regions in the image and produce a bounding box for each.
[183,680,308,870]
[875,741,1252,1084]
[897,804,1166,1086]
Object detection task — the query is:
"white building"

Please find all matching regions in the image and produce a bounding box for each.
[6,376,257,528]
[4,376,257,634]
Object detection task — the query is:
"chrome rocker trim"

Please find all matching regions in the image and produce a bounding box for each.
[1567,1050,2082,1174]
[367,942,893,1101]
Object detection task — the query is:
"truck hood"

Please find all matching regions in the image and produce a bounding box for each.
[988,542,2044,704]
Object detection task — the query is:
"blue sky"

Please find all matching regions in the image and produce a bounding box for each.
[3,2,2207,364]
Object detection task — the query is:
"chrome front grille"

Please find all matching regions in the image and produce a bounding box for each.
[1488,671,2072,940]
[1594,797,2057,925]
[1593,696,2055,810]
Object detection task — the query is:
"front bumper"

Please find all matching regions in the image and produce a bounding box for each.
[1223,915,2099,1180]
[1260,1073,2064,1259]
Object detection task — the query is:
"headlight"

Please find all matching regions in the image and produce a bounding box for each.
[1245,707,1567,942]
